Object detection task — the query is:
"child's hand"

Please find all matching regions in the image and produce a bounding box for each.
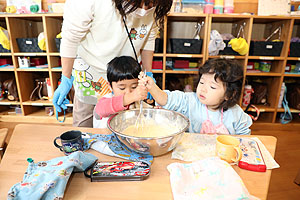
[138,72,155,91]
[132,84,148,102]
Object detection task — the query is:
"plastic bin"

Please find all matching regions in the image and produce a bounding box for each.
[55,38,61,52]
[182,0,205,14]
[152,60,163,69]
[174,60,189,68]
[289,42,300,57]
[0,58,12,65]
[170,38,203,54]
[249,41,283,56]
[218,40,239,55]
[16,38,44,52]
[0,44,10,53]
[154,38,163,53]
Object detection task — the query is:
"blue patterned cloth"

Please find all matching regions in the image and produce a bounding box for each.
[7,152,97,200]
[82,133,153,165]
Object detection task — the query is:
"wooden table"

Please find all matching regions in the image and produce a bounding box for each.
[0,124,277,200]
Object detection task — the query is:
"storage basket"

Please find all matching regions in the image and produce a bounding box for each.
[16,38,44,52]
[249,41,283,56]
[289,42,300,57]
[154,38,163,53]
[55,38,61,52]
[218,40,239,55]
[0,44,10,53]
[170,38,203,54]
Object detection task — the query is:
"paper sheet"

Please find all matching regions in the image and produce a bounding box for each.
[172,133,280,169]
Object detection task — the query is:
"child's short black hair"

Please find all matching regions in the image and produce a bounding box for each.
[198,58,244,111]
[107,56,141,85]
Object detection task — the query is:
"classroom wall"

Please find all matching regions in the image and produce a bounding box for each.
[0,0,258,14]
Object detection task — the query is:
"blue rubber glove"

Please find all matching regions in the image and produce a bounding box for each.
[53,74,74,113]
[146,71,156,101]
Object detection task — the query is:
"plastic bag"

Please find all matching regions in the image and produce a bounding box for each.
[38,32,46,51]
[0,26,10,50]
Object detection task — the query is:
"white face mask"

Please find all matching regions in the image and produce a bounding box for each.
[133,6,155,18]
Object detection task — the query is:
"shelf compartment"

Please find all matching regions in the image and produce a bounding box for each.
[245,76,281,108]
[167,16,207,55]
[0,106,21,116]
[251,17,292,57]
[165,74,198,91]
[16,71,50,102]
[209,16,251,56]
[44,16,63,53]
[246,59,285,74]
[288,18,300,58]
[49,56,61,69]
[7,16,45,53]
[275,112,300,124]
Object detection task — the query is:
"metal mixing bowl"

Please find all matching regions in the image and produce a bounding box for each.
[107,108,190,156]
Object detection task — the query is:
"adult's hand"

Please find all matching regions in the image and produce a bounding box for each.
[145,71,156,100]
[53,74,74,112]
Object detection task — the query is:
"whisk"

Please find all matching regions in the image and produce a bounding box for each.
[134,71,147,130]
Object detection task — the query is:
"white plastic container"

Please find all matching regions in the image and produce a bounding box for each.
[224,0,234,13]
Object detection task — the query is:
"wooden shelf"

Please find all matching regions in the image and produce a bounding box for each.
[165,70,198,74]
[209,55,246,59]
[242,105,276,112]
[0,13,300,125]
[248,56,285,60]
[13,53,47,56]
[166,54,203,58]
[22,100,53,106]
[16,68,49,72]
[246,72,282,76]
[0,100,20,105]
[277,108,300,113]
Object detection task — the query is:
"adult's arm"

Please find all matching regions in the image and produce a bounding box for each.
[141,49,154,72]
[140,22,159,71]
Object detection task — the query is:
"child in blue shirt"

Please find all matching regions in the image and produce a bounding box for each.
[139,58,252,135]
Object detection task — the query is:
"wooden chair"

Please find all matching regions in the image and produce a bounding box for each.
[0,128,8,162]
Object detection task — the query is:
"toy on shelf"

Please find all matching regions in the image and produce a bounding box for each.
[6,0,42,14]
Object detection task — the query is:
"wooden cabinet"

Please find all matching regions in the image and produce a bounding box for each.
[155,14,300,124]
[0,13,299,125]
[0,14,72,124]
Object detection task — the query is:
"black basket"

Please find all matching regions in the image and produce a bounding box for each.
[249,41,283,56]
[55,38,61,52]
[289,42,300,57]
[16,38,44,52]
[218,40,239,55]
[0,44,10,53]
[154,38,163,53]
[170,38,203,54]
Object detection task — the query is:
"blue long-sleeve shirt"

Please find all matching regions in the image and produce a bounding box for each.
[159,90,252,135]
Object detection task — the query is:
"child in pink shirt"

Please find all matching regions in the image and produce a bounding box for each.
[93,56,149,128]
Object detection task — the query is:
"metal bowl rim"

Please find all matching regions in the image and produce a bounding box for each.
[107,108,190,140]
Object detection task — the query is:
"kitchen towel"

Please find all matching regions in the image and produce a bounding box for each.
[167,157,259,200]
[7,151,97,200]
[82,133,153,165]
